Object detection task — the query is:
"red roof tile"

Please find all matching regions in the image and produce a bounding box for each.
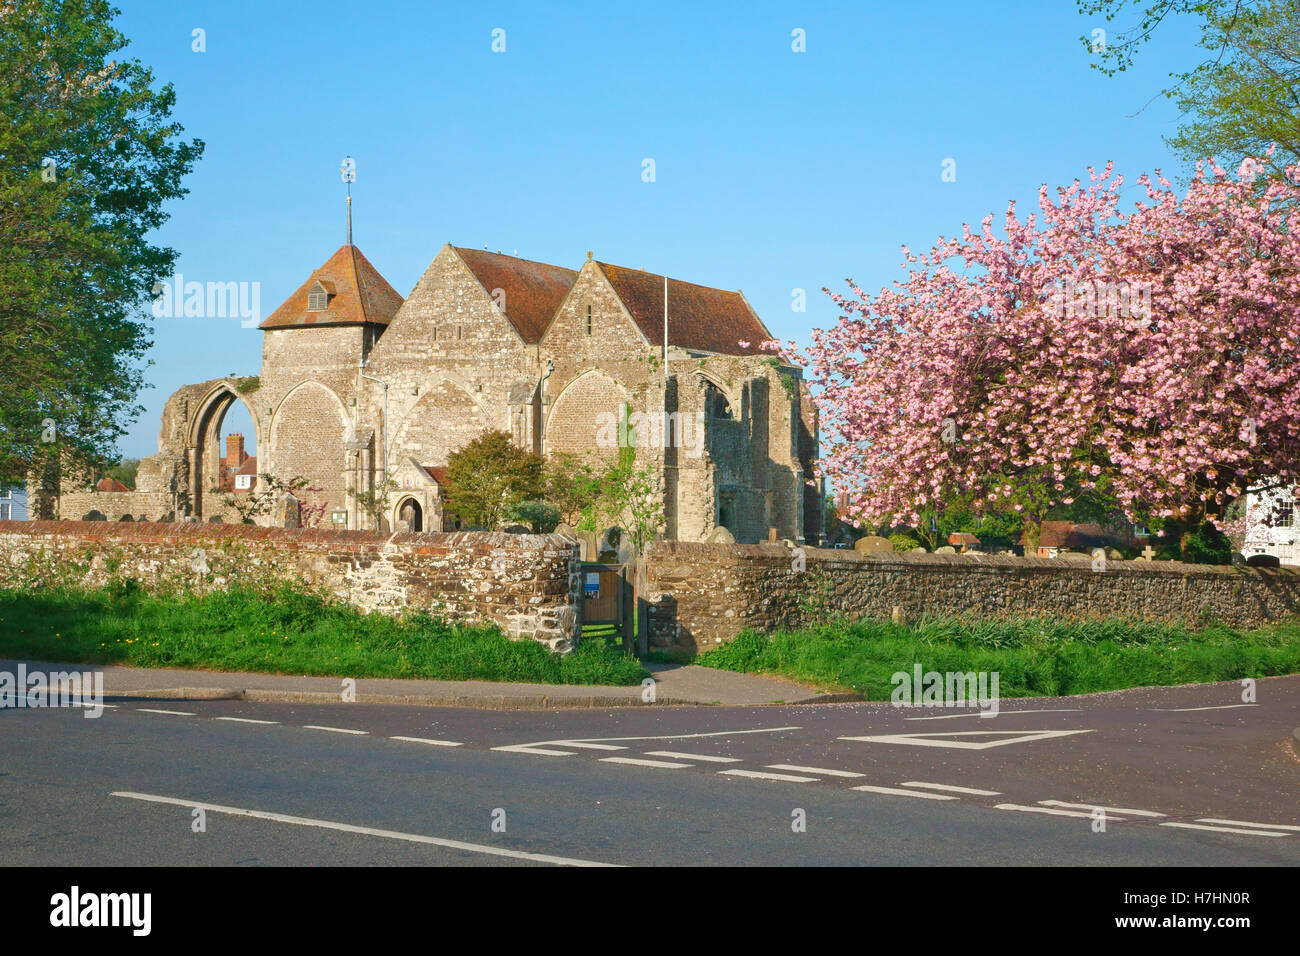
[234,456,258,476]
[95,477,132,492]
[595,262,772,356]
[260,245,404,329]
[452,248,578,344]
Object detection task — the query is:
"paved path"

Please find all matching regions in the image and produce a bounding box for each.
[0,657,847,708]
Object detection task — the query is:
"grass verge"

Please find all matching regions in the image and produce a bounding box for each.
[0,583,648,686]
[696,614,1300,699]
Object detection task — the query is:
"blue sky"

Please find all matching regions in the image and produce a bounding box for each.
[113,0,1201,459]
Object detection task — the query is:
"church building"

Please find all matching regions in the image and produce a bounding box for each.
[53,240,822,545]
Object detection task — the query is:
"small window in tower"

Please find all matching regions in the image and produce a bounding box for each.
[432,327,438,341]
[457,325,463,340]
[308,291,327,311]
[586,305,592,336]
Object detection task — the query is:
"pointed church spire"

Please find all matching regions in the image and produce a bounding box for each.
[340,155,356,246]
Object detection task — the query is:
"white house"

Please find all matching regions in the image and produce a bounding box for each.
[0,487,29,521]
[1241,485,1298,565]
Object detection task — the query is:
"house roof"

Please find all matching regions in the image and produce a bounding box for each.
[233,456,258,476]
[948,532,981,545]
[1025,521,1115,549]
[595,261,772,356]
[452,247,579,344]
[260,245,404,329]
[423,465,449,486]
[95,477,132,493]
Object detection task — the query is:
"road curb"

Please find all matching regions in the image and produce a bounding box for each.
[101,686,861,709]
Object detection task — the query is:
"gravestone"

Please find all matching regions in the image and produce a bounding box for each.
[706,526,736,544]
[279,493,301,529]
[934,545,957,554]
[853,535,893,554]
[503,524,530,534]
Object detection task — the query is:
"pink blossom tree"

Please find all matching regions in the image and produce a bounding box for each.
[781,158,1300,539]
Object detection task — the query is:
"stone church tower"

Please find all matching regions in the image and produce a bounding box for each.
[57,241,821,545]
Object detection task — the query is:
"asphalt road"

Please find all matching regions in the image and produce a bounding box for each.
[2,675,1298,866]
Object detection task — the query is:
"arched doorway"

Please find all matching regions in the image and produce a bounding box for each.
[397,497,423,532]
[189,383,261,520]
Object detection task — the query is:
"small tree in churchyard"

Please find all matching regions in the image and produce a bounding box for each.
[212,473,313,524]
[442,431,544,529]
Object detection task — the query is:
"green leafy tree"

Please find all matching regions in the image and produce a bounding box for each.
[1078,0,1300,175]
[503,499,561,533]
[104,456,138,489]
[1,0,203,486]
[442,431,544,529]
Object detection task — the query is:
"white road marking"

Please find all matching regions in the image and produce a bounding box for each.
[1150,704,1259,712]
[645,751,742,763]
[391,736,463,747]
[552,742,627,751]
[491,745,576,757]
[902,708,1081,721]
[1162,822,1287,837]
[136,708,196,716]
[302,725,368,735]
[852,785,959,800]
[840,729,1095,750]
[720,769,818,783]
[995,803,1103,819]
[557,725,801,744]
[600,757,691,769]
[111,791,619,866]
[1039,800,1165,817]
[766,764,865,778]
[901,782,1002,796]
[1195,818,1300,832]
[216,717,279,725]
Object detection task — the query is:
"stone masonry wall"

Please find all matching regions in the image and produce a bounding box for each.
[0,522,582,652]
[643,541,1300,656]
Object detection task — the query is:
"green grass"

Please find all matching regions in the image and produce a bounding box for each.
[0,583,648,686]
[696,614,1300,699]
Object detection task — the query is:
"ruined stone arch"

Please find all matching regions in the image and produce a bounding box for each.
[390,377,492,468]
[544,368,630,461]
[268,380,351,522]
[188,381,262,520]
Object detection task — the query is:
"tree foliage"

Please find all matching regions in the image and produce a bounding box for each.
[783,158,1300,538]
[442,431,544,530]
[0,0,203,483]
[1079,0,1300,174]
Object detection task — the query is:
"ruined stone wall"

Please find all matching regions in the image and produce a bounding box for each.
[643,541,1300,656]
[0,522,582,652]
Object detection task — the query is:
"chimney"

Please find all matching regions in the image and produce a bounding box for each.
[226,433,245,466]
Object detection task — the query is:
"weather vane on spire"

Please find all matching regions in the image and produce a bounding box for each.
[340,155,356,246]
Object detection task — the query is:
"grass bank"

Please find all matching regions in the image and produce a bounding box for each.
[0,583,648,686]
[696,615,1300,699]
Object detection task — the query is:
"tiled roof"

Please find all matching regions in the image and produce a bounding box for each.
[234,456,258,476]
[423,465,449,486]
[453,248,578,344]
[95,477,132,493]
[595,262,771,356]
[260,245,404,329]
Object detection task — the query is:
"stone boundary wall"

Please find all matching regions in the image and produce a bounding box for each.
[0,522,581,651]
[643,541,1300,656]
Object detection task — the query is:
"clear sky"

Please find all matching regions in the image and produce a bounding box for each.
[112,0,1202,459]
